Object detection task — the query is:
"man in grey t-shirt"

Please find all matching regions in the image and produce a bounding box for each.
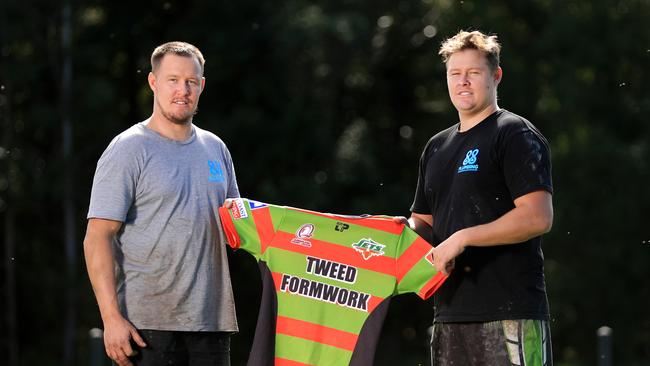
[83,42,239,366]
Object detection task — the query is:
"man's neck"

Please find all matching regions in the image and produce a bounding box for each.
[146,114,193,141]
[458,104,499,132]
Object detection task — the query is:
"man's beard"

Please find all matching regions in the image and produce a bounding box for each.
[158,100,198,125]
[164,109,197,125]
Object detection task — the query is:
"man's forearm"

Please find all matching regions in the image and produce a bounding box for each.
[83,224,123,322]
[457,194,553,248]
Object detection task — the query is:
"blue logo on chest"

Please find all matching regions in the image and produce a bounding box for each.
[208,160,225,182]
[458,149,479,173]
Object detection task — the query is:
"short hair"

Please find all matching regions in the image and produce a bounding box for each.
[150,41,205,75]
[438,30,501,71]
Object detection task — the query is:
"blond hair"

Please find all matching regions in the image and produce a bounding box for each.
[150,41,205,75]
[438,30,501,71]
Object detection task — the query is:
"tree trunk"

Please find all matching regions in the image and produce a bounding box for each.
[4,205,17,366]
[1,0,18,364]
[61,1,77,365]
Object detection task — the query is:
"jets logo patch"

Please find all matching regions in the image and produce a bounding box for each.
[352,238,385,260]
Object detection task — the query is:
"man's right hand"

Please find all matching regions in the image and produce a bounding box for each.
[223,198,235,209]
[103,315,147,366]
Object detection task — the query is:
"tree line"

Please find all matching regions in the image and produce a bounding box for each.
[1,0,649,364]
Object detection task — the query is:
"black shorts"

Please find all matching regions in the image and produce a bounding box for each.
[124,330,231,366]
[430,320,552,366]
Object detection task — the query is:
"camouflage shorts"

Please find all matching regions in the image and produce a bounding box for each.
[430,319,552,366]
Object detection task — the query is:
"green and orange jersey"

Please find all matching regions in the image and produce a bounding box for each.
[219,198,447,366]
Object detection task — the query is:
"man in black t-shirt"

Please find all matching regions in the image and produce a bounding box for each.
[405,30,554,365]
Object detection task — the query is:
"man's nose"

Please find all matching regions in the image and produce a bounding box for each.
[183,82,192,94]
[175,81,191,94]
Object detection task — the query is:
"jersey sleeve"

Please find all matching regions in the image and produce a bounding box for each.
[218,198,282,260]
[394,226,447,299]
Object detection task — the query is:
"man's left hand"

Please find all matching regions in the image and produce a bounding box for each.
[432,231,466,275]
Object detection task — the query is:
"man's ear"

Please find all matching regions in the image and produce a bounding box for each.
[494,66,503,85]
[148,72,156,92]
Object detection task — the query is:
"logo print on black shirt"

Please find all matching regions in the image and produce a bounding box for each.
[458,149,479,173]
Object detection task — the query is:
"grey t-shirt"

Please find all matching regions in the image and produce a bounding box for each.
[88,121,239,331]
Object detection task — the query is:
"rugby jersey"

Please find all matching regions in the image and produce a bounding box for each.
[219,198,447,366]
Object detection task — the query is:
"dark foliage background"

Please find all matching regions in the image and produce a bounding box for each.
[1,0,649,365]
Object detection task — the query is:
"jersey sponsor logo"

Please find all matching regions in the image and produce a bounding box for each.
[458,148,479,173]
[208,160,225,182]
[232,198,248,220]
[249,200,268,210]
[280,274,370,312]
[291,223,315,247]
[306,256,357,284]
[335,222,350,232]
[352,238,385,260]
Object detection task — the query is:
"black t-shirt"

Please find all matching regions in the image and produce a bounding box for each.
[411,109,553,322]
